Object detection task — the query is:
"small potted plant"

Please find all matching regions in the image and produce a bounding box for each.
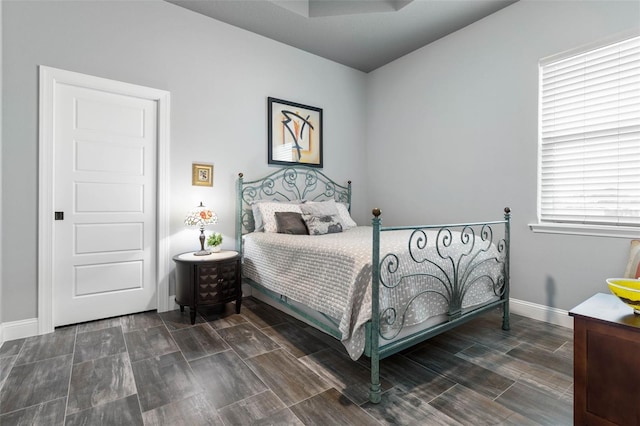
[206,232,223,252]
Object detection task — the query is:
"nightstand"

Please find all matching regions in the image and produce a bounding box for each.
[173,250,242,324]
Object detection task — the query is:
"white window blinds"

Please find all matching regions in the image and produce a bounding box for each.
[539,35,640,226]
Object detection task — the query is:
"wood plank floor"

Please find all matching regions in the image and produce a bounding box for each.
[0,297,573,425]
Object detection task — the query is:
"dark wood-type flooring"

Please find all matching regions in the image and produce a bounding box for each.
[0,297,573,425]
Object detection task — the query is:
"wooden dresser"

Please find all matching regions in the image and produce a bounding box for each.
[569,293,640,426]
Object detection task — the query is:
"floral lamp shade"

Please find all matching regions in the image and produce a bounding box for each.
[184,202,218,255]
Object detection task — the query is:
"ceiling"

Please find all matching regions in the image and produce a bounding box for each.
[166,0,518,73]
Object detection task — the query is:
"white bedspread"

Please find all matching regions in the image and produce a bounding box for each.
[242,226,503,359]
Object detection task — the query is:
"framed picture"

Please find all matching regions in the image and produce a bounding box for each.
[192,163,213,187]
[268,97,323,168]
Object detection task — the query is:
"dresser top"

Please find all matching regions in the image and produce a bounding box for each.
[569,293,640,330]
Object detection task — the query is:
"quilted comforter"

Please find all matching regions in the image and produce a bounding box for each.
[242,226,503,359]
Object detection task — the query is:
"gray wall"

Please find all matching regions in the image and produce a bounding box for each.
[366,0,640,310]
[1,0,368,322]
[2,0,639,325]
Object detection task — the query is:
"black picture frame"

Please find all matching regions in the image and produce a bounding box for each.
[268,97,323,168]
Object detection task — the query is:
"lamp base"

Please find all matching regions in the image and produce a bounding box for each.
[194,227,209,256]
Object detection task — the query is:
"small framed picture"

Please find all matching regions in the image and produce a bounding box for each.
[192,163,213,187]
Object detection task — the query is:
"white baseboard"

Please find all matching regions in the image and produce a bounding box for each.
[169,295,181,311]
[1,318,39,343]
[510,298,573,329]
[0,296,569,345]
[3,297,181,344]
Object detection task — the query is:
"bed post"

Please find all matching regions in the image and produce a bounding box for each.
[236,173,244,253]
[502,207,511,331]
[369,208,382,404]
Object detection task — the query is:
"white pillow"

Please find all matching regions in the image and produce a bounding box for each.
[250,200,268,232]
[300,199,339,217]
[251,199,303,232]
[257,202,303,233]
[336,202,357,230]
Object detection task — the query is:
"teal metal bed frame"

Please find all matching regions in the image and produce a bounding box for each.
[236,166,510,404]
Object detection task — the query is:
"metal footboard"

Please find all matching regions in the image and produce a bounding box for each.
[367,207,511,403]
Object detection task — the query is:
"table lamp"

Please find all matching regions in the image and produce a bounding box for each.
[184,202,218,255]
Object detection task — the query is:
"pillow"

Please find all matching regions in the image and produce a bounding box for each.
[302,200,357,230]
[251,202,265,232]
[251,199,303,232]
[300,200,339,217]
[302,214,343,235]
[243,207,256,232]
[275,212,308,235]
[256,202,303,233]
[336,202,357,230]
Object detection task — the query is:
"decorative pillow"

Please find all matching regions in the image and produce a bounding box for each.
[301,200,357,230]
[275,212,308,235]
[624,240,640,279]
[300,200,339,217]
[256,202,303,233]
[302,214,343,235]
[336,202,357,230]
[243,207,256,232]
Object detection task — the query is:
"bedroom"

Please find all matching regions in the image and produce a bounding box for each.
[1,0,639,424]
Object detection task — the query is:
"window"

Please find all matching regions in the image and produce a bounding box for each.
[537,34,640,234]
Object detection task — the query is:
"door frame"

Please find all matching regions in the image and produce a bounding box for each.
[38,66,171,334]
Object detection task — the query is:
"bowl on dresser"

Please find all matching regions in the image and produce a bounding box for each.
[606,278,640,314]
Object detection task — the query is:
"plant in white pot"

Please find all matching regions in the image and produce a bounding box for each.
[206,232,223,252]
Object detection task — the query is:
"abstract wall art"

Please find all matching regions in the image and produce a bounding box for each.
[268,97,323,168]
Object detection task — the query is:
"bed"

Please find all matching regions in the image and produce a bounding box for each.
[236,166,510,403]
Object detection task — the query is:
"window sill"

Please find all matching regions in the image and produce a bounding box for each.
[529,223,640,239]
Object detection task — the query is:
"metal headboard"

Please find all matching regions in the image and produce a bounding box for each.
[236,166,352,250]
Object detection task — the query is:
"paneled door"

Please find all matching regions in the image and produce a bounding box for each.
[53,82,158,326]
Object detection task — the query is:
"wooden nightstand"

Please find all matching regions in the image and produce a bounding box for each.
[173,250,242,324]
[569,293,640,426]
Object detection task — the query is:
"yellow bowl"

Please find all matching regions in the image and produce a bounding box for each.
[607,278,640,314]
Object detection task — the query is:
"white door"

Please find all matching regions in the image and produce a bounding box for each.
[53,83,157,326]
